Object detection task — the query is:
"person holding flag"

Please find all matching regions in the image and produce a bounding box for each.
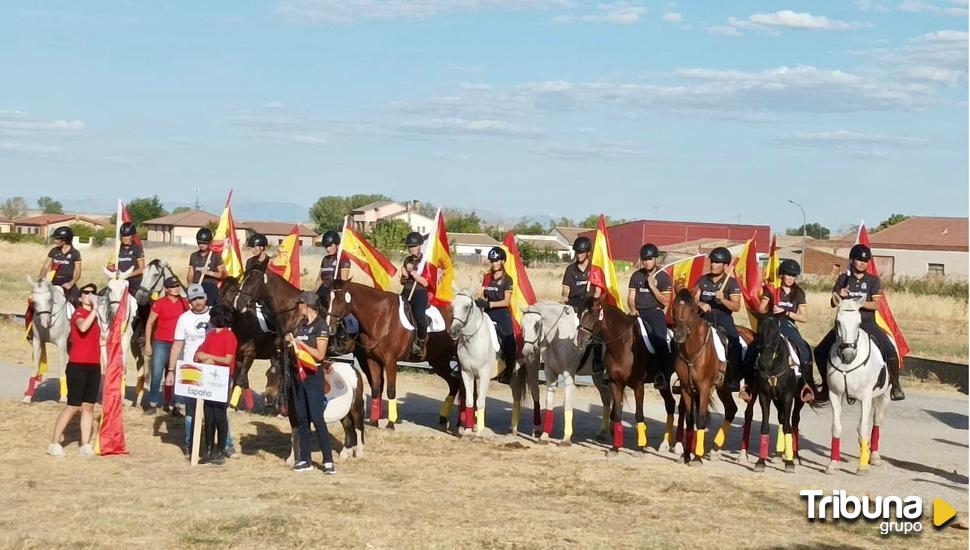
[477,247,517,385]
[560,236,604,373]
[38,226,82,306]
[626,243,673,388]
[814,244,905,401]
[693,247,744,394]
[316,230,351,308]
[401,231,431,357]
[245,233,270,272]
[187,228,225,306]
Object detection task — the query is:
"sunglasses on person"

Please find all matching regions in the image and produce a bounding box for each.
[81,290,95,295]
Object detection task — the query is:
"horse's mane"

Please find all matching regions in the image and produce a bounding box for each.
[147,258,163,268]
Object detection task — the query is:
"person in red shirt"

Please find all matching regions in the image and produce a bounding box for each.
[48,283,102,458]
[194,305,237,465]
[143,277,187,413]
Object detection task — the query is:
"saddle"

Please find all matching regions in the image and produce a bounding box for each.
[398,298,446,333]
[635,318,672,354]
[710,326,747,363]
[322,360,358,424]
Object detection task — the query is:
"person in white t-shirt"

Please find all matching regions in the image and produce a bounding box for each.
[167,284,211,458]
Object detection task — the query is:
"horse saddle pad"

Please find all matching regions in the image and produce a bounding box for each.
[636,318,672,355]
[779,336,802,375]
[323,360,357,424]
[398,298,446,333]
[254,303,273,334]
[711,328,747,363]
[486,319,501,356]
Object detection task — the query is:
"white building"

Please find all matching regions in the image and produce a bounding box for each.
[448,232,502,258]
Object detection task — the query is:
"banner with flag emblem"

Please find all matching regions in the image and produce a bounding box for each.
[857,222,910,360]
[339,220,398,290]
[588,214,624,311]
[211,191,244,279]
[97,290,130,456]
[416,209,454,307]
[763,234,781,304]
[268,225,301,287]
[495,233,537,351]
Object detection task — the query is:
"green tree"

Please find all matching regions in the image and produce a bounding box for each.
[785,223,830,240]
[0,196,28,219]
[171,206,192,215]
[125,196,168,225]
[69,223,95,243]
[445,210,483,234]
[553,216,575,228]
[876,214,909,232]
[309,193,392,233]
[577,214,622,229]
[511,219,547,235]
[369,218,411,255]
[37,196,63,214]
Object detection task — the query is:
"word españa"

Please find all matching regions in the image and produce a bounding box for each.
[185,386,214,399]
[801,490,922,521]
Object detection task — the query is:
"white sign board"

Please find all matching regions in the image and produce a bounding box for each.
[174,361,230,403]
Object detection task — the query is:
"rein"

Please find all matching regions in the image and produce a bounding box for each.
[676,321,712,369]
[827,328,873,404]
[452,294,486,343]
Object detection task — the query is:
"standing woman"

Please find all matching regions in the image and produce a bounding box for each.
[39,226,82,306]
[143,277,187,413]
[48,283,101,457]
[286,292,336,475]
[187,228,225,306]
[477,247,516,385]
[401,232,430,357]
[194,305,237,465]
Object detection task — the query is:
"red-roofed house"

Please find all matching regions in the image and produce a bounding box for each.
[14,213,109,240]
[867,217,968,279]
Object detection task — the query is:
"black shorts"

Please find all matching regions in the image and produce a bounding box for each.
[66,362,101,406]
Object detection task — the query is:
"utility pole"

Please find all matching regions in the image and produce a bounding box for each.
[788,200,807,269]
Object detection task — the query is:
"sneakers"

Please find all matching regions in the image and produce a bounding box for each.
[224,445,239,459]
[292,460,313,472]
[322,462,336,475]
[78,443,94,457]
[207,452,226,465]
[47,443,65,457]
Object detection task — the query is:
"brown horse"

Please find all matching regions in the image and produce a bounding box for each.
[670,288,754,465]
[327,279,462,430]
[219,276,281,411]
[576,299,678,455]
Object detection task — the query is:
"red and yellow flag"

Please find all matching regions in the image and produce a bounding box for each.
[211,191,244,279]
[589,214,624,311]
[661,254,706,324]
[731,237,763,329]
[97,290,129,456]
[763,234,781,304]
[857,223,910,360]
[292,341,318,381]
[496,233,537,350]
[268,225,301,287]
[340,222,398,290]
[417,209,454,307]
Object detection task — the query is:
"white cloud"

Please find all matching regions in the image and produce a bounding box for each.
[709,10,862,36]
[662,11,682,22]
[277,0,569,23]
[532,140,648,159]
[898,0,968,16]
[551,2,646,24]
[232,111,331,145]
[396,118,543,138]
[853,29,968,86]
[0,110,84,156]
[779,130,927,158]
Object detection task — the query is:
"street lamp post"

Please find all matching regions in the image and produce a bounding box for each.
[787,200,806,270]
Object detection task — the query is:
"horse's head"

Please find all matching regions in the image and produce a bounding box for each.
[138,259,168,304]
[26,276,56,329]
[671,288,697,344]
[835,298,863,363]
[328,279,352,320]
[520,307,543,363]
[755,316,785,373]
[103,277,131,320]
[235,269,268,313]
[449,291,476,341]
[219,276,241,309]
[575,297,602,349]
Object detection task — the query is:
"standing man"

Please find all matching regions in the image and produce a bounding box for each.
[187,227,225,306]
[39,226,82,306]
[166,284,212,457]
[108,222,145,295]
[627,243,672,388]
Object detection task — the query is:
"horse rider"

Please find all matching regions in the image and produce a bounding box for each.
[316,230,351,310]
[107,222,145,296]
[627,243,672,388]
[560,236,604,373]
[39,226,82,306]
[401,231,430,357]
[746,259,815,402]
[814,244,905,401]
[692,247,744,395]
[187,227,225,306]
[477,246,517,385]
[245,233,270,272]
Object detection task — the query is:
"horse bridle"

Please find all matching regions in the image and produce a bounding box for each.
[828,326,873,405]
[676,321,712,369]
[576,306,628,348]
[520,310,544,348]
[451,293,485,342]
[33,286,68,326]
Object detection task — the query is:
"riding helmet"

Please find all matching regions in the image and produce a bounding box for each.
[51,226,74,243]
[487,246,507,262]
[779,258,801,277]
[247,233,268,248]
[639,243,660,261]
[849,243,872,262]
[404,232,424,247]
[196,227,213,244]
[322,230,341,247]
[119,222,137,237]
[708,246,732,265]
[572,236,592,253]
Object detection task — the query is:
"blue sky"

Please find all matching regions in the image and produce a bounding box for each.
[1,0,967,232]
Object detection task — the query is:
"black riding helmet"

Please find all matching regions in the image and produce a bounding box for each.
[322,230,340,247]
[487,246,507,262]
[196,227,213,244]
[779,258,801,277]
[119,222,137,237]
[572,236,592,253]
[709,246,732,265]
[51,226,74,242]
[849,243,872,262]
[247,233,268,247]
[404,232,424,247]
[639,243,659,261]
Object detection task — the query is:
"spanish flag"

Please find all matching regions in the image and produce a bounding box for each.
[97,289,129,456]
[498,233,537,349]
[340,221,398,290]
[268,224,301,287]
[857,223,910,360]
[731,237,764,329]
[293,341,318,381]
[763,234,781,304]
[417,209,454,307]
[211,190,244,279]
[661,253,706,324]
[589,214,624,311]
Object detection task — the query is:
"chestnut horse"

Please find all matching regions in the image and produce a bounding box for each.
[670,289,755,465]
[327,279,462,430]
[576,299,677,455]
[220,276,281,411]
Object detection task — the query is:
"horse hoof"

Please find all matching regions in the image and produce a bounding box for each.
[856,466,870,476]
[688,458,703,467]
[606,448,619,457]
[285,456,296,467]
[559,439,572,448]
[338,448,352,462]
[753,460,765,472]
[785,462,796,473]
[825,461,839,475]
[438,416,449,430]
[871,452,882,466]
[537,437,550,446]
[637,446,648,454]
[384,422,395,431]
[367,420,380,428]
[353,446,363,458]
[59,397,67,404]
[738,450,749,463]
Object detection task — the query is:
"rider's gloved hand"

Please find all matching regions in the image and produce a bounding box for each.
[474,298,489,310]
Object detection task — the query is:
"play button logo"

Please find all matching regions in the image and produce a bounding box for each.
[933,498,957,528]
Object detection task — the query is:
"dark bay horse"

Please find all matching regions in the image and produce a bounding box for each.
[670,289,755,465]
[749,316,804,473]
[219,276,281,411]
[327,279,462,430]
[576,299,677,455]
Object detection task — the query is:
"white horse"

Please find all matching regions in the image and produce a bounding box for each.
[449,292,504,436]
[24,277,74,403]
[100,268,138,403]
[824,299,890,475]
[520,302,610,446]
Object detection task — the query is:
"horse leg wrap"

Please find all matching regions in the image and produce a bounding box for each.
[831,437,841,462]
[741,420,752,452]
[775,426,785,454]
[563,409,573,441]
[636,422,647,448]
[532,401,541,427]
[439,399,453,419]
[793,429,799,454]
[135,375,145,398]
[465,407,476,429]
[784,433,794,461]
[543,409,554,435]
[59,376,67,400]
[369,398,382,422]
[475,409,485,432]
[870,426,880,453]
[662,414,674,447]
[714,420,731,449]
[612,422,624,449]
[243,389,255,410]
[859,438,870,467]
[694,429,706,458]
[388,399,399,424]
[24,375,40,398]
[229,386,243,408]
[759,434,769,460]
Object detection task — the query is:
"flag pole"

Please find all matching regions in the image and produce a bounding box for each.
[328,216,348,317]
[408,209,437,301]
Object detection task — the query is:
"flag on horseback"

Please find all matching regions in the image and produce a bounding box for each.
[416,209,454,307]
[267,224,301,287]
[211,191,244,279]
[763,234,781,304]
[857,222,910,359]
[731,236,763,329]
[660,254,705,324]
[497,233,537,347]
[97,289,130,456]
[589,214,624,311]
[339,217,398,290]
